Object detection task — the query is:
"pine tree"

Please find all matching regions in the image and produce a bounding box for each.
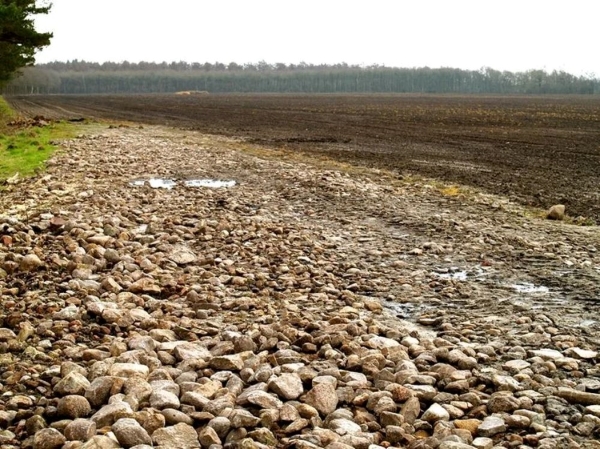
[0,0,52,86]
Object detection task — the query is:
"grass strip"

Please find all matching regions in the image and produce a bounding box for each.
[0,97,73,181]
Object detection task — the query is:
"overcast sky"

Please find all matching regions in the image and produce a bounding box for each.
[34,0,599,76]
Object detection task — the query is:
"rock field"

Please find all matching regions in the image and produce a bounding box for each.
[0,126,599,449]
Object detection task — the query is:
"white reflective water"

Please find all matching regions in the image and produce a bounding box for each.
[130,178,236,189]
[184,179,236,188]
[148,179,176,189]
[512,283,550,294]
[437,270,468,281]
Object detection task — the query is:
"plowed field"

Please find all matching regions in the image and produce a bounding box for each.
[7,94,600,221]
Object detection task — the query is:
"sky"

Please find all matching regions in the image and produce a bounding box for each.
[34,0,599,76]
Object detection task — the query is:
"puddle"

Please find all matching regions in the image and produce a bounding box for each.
[130,178,236,189]
[129,178,176,189]
[433,267,487,282]
[148,179,176,189]
[184,179,236,188]
[437,270,468,281]
[512,283,550,294]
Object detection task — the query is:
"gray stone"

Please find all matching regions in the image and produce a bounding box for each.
[152,423,200,448]
[64,419,97,442]
[112,418,152,448]
[304,383,338,416]
[268,373,304,400]
[547,204,565,220]
[54,372,91,396]
[20,254,43,272]
[81,435,121,448]
[422,403,449,422]
[57,395,92,419]
[477,416,506,437]
[150,389,180,409]
[33,428,66,449]
[198,426,221,448]
[91,401,134,428]
[210,354,244,370]
[328,418,362,435]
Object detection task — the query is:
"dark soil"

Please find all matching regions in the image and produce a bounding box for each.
[7,93,600,221]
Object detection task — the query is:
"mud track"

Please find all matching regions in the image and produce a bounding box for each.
[7,94,600,223]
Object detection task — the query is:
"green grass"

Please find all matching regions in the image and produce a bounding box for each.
[0,97,74,181]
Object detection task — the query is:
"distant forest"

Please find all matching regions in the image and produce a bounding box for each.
[2,60,599,95]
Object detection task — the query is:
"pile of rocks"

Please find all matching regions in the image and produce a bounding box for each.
[0,127,599,449]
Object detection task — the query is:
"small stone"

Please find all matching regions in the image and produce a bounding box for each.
[161,408,193,425]
[57,395,92,418]
[86,376,121,407]
[502,359,531,372]
[64,419,97,442]
[268,373,304,400]
[113,418,153,448]
[210,354,244,371]
[108,363,150,379]
[565,347,598,359]
[304,383,338,416]
[454,419,481,435]
[247,428,277,446]
[244,390,283,409]
[547,204,565,220]
[207,416,231,438]
[0,328,17,341]
[33,428,66,449]
[400,396,421,424]
[54,372,91,396]
[20,254,43,272]
[230,410,260,429]
[152,423,200,448]
[26,415,46,436]
[585,405,600,417]
[81,435,121,448]
[329,418,362,435]
[487,393,520,413]
[530,348,563,360]
[91,401,134,428]
[150,390,180,409]
[198,426,221,448]
[7,394,34,409]
[477,416,506,437]
[169,245,197,264]
[422,403,449,422]
[472,437,494,449]
[129,278,161,295]
[438,442,476,449]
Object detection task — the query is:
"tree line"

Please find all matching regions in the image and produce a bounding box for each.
[3,61,599,95]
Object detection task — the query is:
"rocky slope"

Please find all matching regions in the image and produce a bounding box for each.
[0,126,599,449]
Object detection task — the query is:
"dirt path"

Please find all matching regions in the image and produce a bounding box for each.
[1,125,599,448]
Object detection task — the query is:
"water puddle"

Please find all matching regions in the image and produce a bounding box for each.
[184,179,236,188]
[130,178,236,189]
[148,179,176,189]
[511,283,550,294]
[437,270,468,281]
[129,178,176,189]
[433,267,487,282]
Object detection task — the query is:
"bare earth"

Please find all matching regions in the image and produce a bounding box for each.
[1,120,600,447]
[7,94,600,222]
